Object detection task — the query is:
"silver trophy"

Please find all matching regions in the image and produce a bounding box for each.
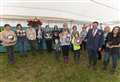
[7,35,14,40]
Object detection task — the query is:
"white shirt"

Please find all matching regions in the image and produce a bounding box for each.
[26,28,36,40]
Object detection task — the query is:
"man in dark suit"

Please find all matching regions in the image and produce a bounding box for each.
[86,21,104,69]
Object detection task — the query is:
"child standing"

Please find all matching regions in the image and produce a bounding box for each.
[71,32,81,64]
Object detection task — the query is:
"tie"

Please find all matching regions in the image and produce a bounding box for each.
[92,29,96,36]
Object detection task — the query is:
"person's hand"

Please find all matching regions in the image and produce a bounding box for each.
[98,48,102,51]
[4,40,10,44]
[109,45,113,48]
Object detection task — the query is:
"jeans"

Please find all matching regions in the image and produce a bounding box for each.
[111,54,118,69]
[37,39,43,50]
[6,46,15,64]
[103,51,110,66]
[103,51,118,70]
[17,37,27,55]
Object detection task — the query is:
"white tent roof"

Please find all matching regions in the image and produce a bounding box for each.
[0,0,120,24]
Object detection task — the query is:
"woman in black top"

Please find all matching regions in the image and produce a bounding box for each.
[105,26,120,73]
[16,24,27,57]
[52,25,61,61]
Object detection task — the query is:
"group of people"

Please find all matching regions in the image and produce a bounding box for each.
[0,21,120,73]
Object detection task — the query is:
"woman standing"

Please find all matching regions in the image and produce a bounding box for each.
[1,24,17,64]
[16,24,27,57]
[60,23,71,64]
[52,25,61,61]
[44,25,53,53]
[104,26,120,73]
[26,24,37,55]
[36,25,44,52]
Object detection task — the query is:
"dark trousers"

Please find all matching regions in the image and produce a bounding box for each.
[98,51,102,60]
[103,52,110,66]
[73,50,80,64]
[6,46,15,64]
[46,39,53,52]
[37,39,44,50]
[61,45,70,56]
[87,48,98,66]
[118,48,120,60]
[29,40,37,54]
[54,50,61,61]
[61,45,70,63]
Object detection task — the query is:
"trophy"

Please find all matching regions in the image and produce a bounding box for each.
[54,32,58,37]
[75,37,81,44]
[55,39,59,44]
[7,35,14,40]
[29,34,34,39]
[46,33,52,39]
[16,30,20,36]
[22,30,26,36]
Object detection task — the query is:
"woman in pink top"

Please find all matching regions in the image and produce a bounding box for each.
[1,24,17,64]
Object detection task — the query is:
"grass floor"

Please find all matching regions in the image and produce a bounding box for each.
[0,51,120,82]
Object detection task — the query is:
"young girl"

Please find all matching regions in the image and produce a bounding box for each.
[1,24,17,64]
[71,29,81,64]
[71,25,79,51]
[60,23,71,64]
[16,24,27,57]
[104,26,120,73]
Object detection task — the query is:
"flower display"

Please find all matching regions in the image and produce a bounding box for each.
[27,18,42,27]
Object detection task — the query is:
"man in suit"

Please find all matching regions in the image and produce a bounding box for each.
[86,21,104,69]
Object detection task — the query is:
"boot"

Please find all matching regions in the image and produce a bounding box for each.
[64,56,69,64]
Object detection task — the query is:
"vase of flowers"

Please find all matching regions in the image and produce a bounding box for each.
[27,17,42,28]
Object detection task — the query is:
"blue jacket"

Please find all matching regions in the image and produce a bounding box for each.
[86,29,104,50]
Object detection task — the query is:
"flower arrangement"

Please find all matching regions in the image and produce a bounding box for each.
[27,17,42,28]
